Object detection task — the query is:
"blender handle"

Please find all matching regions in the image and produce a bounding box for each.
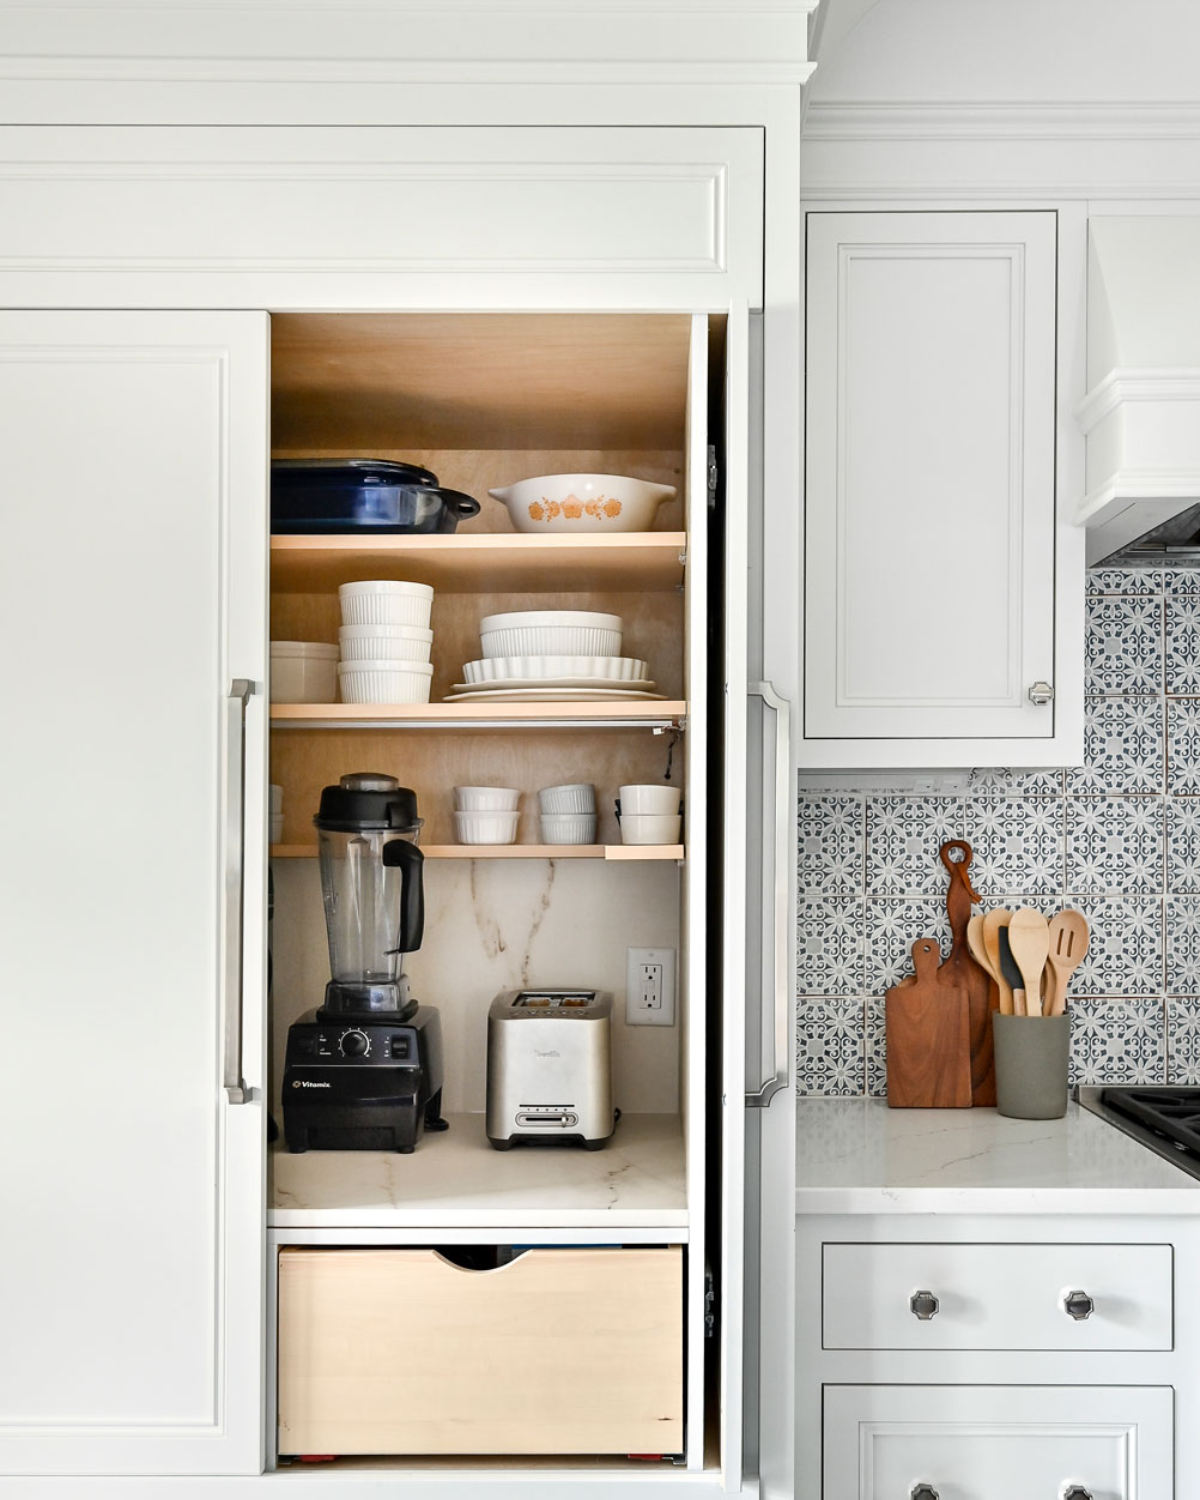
[383,838,425,953]
[223,679,253,1105]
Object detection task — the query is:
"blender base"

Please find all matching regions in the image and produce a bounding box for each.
[282,1003,445,1154]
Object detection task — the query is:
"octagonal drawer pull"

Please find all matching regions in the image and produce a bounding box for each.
[909,1290,939,1320]
[910,1486,939,1500]
[1062,1289,1095,1321]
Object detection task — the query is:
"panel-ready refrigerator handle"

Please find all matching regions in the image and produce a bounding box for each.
[746,680,791,1108]
[223,678,254,1105]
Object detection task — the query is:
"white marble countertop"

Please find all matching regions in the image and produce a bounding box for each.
[270,1111,687,1231]
[796,1098,1200,1215]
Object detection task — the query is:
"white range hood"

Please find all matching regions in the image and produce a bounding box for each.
[1075,217,1200,565]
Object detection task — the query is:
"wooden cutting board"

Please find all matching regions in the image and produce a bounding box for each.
[886,937,973,1109]
[938,839,997,1106]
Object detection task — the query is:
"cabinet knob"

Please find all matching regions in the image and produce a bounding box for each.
[1028,680,1054,705]
[1062,1488,1094,1500]
[911,1486,940,1500]
[1062,1289,1095,1320]
[909,1290,939,1320]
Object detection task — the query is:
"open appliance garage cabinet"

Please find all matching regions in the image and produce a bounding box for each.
[265,309,717,1474]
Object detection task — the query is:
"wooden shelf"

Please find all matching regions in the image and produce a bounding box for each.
[270,531,688,594]
[271,843,684,861]
[270,700,687,729]
[268,1112,687,1232]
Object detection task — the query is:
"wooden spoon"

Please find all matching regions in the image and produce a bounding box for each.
[1045,909,1090,1017]
[966,912,1002,1010]
[1008,907,1051,1018]
[982,909,1015,1015]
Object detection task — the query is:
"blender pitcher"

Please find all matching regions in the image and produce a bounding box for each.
[314,772,425,1015]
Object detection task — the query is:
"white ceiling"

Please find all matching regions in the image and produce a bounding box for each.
[809,0,1200,105]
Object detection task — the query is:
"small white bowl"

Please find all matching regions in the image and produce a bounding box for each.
[538,783,596,814]
[539,812,597,845]
[339,624,433,663]
[269,784,284,814]
[454,786,520,812]
[488,474,677,533]
[454,810,519,846]
[339,579,434,629]
[337,659,433,705]
[269,641,339,704]
[619,813,682,846]
[619,783,682,815]
[269,814,285,844]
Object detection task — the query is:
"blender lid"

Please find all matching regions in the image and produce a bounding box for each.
[315,772,421,832]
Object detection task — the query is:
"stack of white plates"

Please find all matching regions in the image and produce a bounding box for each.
[449,610,664,702]
[337,581,435,704]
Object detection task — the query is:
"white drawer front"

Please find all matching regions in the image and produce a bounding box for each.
[824,1384,1173,1500]
[823,1242,1172,1351]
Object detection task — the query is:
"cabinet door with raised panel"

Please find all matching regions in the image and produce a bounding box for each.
[804,210,1062,757]
[824,1384,1173,1498]
[0,312,268,1475]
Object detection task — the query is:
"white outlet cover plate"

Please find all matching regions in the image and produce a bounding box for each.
[626,947,676,1027]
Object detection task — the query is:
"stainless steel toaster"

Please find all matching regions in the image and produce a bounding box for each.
[485,989,615,1150]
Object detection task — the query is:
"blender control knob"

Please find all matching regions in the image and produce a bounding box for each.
[339,1030,370,1058]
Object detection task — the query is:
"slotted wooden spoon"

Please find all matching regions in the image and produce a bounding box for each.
[1045,909,1090,1017]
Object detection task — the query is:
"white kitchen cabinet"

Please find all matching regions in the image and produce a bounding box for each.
[824,1384,1173,1499]
[801,210,1085,768]
[0,311,269,1475]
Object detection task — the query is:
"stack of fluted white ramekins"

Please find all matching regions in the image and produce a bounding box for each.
[337,580,435,704]
[538,783,597,844]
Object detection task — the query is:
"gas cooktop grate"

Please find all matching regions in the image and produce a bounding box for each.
[1102,1087,1200,1158]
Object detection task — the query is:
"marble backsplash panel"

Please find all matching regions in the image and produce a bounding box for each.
[797,565,1200,1095]
[272,858,682,1118]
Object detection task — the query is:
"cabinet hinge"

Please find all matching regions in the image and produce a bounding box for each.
[706,442,719,511]
[704,1266,717,1339]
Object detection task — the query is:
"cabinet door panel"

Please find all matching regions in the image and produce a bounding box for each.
[0,311,268,1474]
[805,211,1057,742]
[824,1384,1173,1499]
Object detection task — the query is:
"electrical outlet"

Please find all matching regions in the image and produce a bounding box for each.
[626,947,676,1026]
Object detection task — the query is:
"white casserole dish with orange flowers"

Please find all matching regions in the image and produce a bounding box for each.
[487,473,676,532]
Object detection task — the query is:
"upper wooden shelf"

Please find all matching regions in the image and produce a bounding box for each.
[270,701,687,729]
[270,531,688,595]
[270,843,684,861]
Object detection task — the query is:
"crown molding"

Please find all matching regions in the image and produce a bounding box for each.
[802,101,1200,142]
[1074,368,1200,436]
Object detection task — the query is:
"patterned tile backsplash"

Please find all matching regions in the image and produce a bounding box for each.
[796,565,1200,1095]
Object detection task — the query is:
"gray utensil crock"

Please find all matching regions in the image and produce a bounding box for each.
[992,1012,1070,1120]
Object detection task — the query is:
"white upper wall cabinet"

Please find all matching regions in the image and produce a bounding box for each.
[803,210,1084,767]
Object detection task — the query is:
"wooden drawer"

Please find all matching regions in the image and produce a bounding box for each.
[823,1242,1173,1351]
[277,1246,683,1457]
[824,1384,1173,1499]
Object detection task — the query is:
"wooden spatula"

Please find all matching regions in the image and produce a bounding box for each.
[1045,909,1090,1017]
[982,909,1015,1015]
[1008,907,1051,1018]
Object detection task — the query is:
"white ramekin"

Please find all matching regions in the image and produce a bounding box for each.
[454,810,519,845]
[618,783,682,815]
[339,579,434,629]
[269,641,339,703]
[537,783,597,814]
[337,659,433,705]
[338,624,434,663]
[619,813,682,845]
[269,814,285,844]
[454,786,521,812]
[539,812,598,845]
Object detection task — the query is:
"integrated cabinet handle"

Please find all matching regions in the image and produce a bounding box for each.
[746,680,792,1109]
[1028,680,1054,705]
[1062,1487,1094,1500]
[911,1485,940,1500]
[223,678,254,1106]
[1062,1289,1095,1321]
[909,1290,940,1320]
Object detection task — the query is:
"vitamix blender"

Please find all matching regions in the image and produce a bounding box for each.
[283,774,446,1153]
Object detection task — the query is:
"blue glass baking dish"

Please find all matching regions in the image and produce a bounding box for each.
[271,459,481,534]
